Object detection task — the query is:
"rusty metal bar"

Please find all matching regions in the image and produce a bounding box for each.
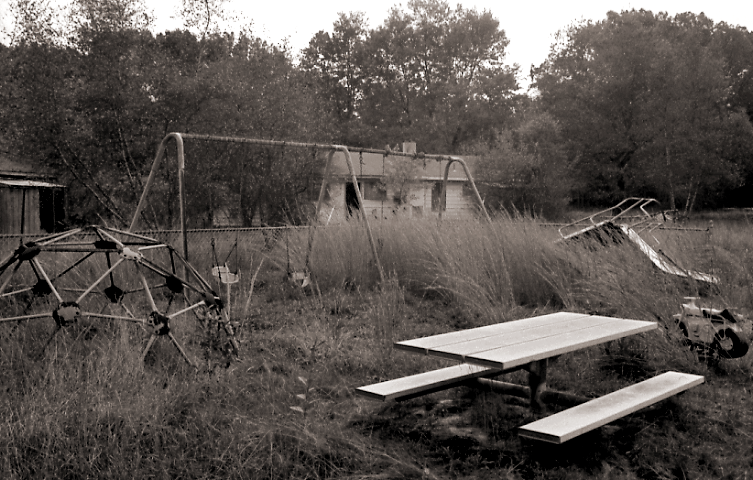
[38,228,83,247]
[168,332,195,367]
[0,286,32,297]
[174,134,463,162]
[82,312,147,324]
[167,301,206,319]
[139,267,158,312]
[306,150,335,271]
[102,226,163,244]
[0,262,23,296]
[75,257,125,304]
[440,157,490,222]
[0,312,51,323]
[130,133,187,260]
[340,146,386,285]
[31,258,63,303]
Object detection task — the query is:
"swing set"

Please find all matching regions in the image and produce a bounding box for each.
[131,133,491,283]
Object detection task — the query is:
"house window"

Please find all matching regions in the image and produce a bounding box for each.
[462,181,476,197]
[431,182,445,212]
[362,181,387,201]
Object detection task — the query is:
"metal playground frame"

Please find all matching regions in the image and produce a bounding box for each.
[0,133,489,366]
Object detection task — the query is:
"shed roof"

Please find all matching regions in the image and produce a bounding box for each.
[0,179,64,188]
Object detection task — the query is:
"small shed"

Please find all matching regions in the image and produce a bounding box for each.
[0,154,66,234]
[318,143,480,223]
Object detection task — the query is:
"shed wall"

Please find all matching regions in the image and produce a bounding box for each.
[0,187,41,234]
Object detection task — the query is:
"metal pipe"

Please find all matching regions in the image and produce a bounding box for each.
[31,258,63,303]
[82,312,147,324]
[339,146,386,285]
[177,136,187,261]
[139,268,158,312]
[97,228,126,249]
[306,150,335,271]
[0,312,51,323]
[104,226,164,244]
[130,134,174,233]
[75,257,125,303]
[167,301,206,319]
[0,262,22,296]
[440,157,490,222]
[0,286,32,297]
[168,332,194,367]
[176,133,463,162]
[471,378,589,408]
[38,227,83,247]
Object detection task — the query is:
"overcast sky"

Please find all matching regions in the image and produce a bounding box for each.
[158,0,753,90]
[1,0,751,88]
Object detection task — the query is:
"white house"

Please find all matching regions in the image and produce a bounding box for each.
[317,142,481,223]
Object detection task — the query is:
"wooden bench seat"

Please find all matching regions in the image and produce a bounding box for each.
[356,364,499,402]
[518,371,704,444]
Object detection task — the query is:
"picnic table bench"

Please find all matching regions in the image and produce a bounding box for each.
[356,312,704,444]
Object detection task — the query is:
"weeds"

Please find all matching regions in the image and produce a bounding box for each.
[2,215,753,478]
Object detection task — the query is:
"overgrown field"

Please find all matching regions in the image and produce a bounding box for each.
[1,215,752,479]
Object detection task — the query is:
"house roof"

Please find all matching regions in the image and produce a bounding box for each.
[326,151,477,181]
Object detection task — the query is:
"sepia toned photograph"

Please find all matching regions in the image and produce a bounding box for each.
[1,1,751,478]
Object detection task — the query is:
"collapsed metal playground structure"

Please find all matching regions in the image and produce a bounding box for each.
[0,134,747,366]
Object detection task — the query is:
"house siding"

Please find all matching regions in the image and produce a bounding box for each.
[319,150,480,223]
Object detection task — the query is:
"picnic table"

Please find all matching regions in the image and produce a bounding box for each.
[356,312,704,444]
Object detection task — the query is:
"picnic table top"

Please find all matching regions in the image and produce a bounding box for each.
[395,312,657,370]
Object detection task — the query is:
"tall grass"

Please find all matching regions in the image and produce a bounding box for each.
[306,215,753,374]
[2,215,752,478]
[306,214,752,315]
[307,215,563,320]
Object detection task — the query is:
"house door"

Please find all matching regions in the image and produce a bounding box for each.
[431,181,445,212]
[345,182,362,216]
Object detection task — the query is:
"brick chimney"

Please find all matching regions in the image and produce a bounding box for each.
[402,142,416,154]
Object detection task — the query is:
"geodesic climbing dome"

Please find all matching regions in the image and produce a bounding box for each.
[0,225,237,366]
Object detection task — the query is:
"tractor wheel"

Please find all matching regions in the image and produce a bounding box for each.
[712,329,749,359]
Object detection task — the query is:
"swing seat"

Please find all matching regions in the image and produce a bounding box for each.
[212,265,240,284]
[289,271,310,288]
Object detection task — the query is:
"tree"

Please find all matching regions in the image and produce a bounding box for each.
[5,0,64,45]
[361,0,518,152]
[2,0,331,227]
[471,111,571,219]
[534,10,753,211]
[301,12,368,143]
[302,0,519,153]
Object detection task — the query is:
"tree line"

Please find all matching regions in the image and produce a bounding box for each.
[1,0,752,226]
